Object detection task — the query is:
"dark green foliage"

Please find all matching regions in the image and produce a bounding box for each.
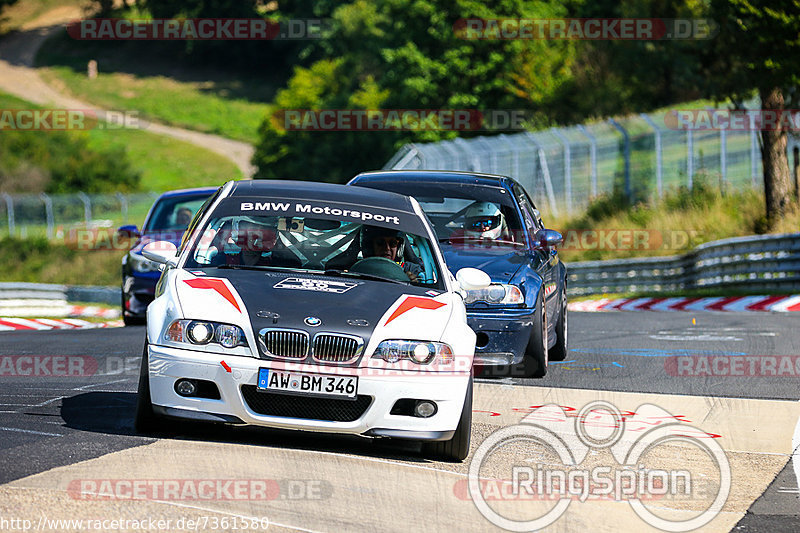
[0,129,140,193]
[253,0,575,182]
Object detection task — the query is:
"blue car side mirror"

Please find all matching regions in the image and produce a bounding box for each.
[117,225,140,238]
[536,229,563,249]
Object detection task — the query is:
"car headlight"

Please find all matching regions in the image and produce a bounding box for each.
[372,340,453,365]
[129,252,159,273]
[464,283,524,305]
[165,319,247,348]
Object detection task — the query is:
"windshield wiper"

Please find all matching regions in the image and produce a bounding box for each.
[213,264,271,271]
[440,237,524,247]
[323,269,409,285]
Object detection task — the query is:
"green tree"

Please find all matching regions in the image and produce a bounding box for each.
[553,0,711,121]
[705,0,800,224]
[253,0,576,182]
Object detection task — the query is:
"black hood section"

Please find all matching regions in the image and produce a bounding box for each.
[205,268,436,359]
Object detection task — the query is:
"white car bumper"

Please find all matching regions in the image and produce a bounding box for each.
[146,344,471,440]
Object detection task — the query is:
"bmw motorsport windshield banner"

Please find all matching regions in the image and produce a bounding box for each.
[213,197,427,235]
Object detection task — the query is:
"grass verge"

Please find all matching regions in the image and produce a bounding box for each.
[0,236,122,286]
[0,90,241,191]
[36,29,273,144]
[550,180,800,263]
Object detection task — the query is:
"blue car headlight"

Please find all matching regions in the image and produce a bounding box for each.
[464,283,524,305]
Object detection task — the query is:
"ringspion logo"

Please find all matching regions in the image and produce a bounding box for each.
[465,401,730,531]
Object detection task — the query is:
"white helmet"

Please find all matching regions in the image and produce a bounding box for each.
[464,202,505,239]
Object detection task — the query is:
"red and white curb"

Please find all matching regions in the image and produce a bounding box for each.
[67,305,121,319]
[568,295,800,313]
[0,318,123,332]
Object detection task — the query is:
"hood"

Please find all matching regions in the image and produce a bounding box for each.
[173,269,455,360]
[439,244,527,284]
[131,230,186,254]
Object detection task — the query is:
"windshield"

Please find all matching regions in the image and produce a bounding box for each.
[184,213,444,289]
[384,189,524,249]
[144,193,214,232]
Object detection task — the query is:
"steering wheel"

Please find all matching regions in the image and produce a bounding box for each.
[350,257,409,281]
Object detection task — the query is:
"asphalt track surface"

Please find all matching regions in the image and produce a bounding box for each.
[0,312,798,532]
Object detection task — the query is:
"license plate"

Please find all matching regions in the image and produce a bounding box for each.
[257,369,358,400]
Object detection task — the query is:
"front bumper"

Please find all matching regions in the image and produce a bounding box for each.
[146,344,470,440]
[122,272,159,317]
[467,307,535,366]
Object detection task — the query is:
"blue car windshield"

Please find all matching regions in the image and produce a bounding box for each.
[414,196,525,248]
[144,194,213,232]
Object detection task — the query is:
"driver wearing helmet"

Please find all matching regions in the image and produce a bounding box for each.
[463,201,508,241]
[208,218,279,267]
[360,225,422,282]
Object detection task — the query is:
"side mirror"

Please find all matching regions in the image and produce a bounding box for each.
[536,229,563,249]
[117,225,140,238]
[141,241,178,266]
[455,267,491,290]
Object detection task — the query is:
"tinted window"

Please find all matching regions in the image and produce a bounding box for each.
[144,193,214,232]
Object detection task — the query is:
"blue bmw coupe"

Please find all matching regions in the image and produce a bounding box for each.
[349,170,567,377]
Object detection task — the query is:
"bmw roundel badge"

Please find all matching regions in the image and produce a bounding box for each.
[304,316,322,327]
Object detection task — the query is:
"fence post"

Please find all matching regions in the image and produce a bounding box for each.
[576,125,598,198]
[77,192,92,225]
[498,134,521,182]
[552,129,573,214]
[750,113,759,187]
[40,193,54,239]
[687,129,694,189]
[116,192,128,225]
[608,118,631,200]
[441,141,463,170]
[524,133,559,216]
[476,137,498,174]
[719,128,727,193]
[1,193,14,237]
[640,114,663,198]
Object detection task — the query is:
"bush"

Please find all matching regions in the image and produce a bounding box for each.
[0,129,140,194]
[0,236,122,285]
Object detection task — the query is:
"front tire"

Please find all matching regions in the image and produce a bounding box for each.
[422,374,473,462]
[521,292,548,378]
[549,287,568,362]
[134,340,163,433]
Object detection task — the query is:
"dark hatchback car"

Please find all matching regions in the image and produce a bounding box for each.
[349,171,567,377]
[119,187,219,325]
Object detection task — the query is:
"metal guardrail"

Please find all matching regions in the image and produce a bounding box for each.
[0,282,118,317]
[2,233,799,309]
[567,232,800,295]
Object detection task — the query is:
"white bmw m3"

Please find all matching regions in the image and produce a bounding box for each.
[135,180,490,461]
